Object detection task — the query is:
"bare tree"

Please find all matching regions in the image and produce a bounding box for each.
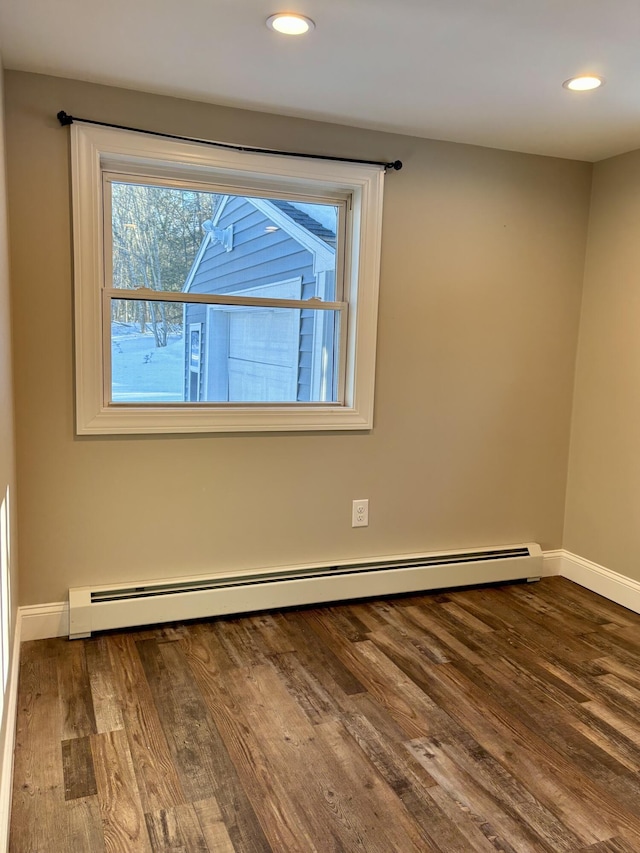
[111,182,220,346]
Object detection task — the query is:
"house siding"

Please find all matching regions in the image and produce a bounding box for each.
[185,196,325,401]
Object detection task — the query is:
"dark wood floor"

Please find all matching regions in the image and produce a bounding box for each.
[10,577,640,852]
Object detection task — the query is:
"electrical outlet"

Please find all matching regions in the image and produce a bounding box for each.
[352,498,369,527]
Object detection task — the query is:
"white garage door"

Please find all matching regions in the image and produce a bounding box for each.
[209,278,302,402]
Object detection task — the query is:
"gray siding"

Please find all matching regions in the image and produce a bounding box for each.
[190,197,317,297]
[185,196,322,402]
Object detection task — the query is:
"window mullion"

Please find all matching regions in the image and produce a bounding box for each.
[103,288,346,312]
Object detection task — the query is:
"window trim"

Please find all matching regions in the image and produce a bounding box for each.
[70,123,385,434]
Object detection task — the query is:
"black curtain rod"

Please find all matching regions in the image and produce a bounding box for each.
[56,111,402,172]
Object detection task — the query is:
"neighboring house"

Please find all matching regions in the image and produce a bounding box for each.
[182,194,337,403]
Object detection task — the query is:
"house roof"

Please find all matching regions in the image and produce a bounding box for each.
[271,200,336,248]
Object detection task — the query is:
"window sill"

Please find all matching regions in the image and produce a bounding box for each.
[77,402,374,435]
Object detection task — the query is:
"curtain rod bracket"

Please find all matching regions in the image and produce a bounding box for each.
[57,111,73,127]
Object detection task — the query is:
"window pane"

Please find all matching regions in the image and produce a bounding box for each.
[111,182,220,293]
[110,300,340,404]
[111,181,339,303]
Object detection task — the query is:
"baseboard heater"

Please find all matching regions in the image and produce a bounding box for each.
[68,542,542,638]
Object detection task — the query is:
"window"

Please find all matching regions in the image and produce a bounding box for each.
[70,124,385,433]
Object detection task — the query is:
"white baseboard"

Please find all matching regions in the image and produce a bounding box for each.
[0,611,22,852]
[556,550,640,615]
[19,602,68,642]
[541,549,564,578]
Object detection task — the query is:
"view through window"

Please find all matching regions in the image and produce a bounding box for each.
[109,181,340,405]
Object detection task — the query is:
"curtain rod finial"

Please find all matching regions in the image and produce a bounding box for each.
[57,111,73,127]
[387,160,403,172]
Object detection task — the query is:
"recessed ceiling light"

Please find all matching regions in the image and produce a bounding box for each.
[266,13,315,35]
[563,75,605,92]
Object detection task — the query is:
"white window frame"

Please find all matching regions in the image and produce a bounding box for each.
[70,123,385,434]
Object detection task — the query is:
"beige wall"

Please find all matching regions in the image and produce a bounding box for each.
[565,150,640,580]
[0,62,19,785]
[5,71,592,606]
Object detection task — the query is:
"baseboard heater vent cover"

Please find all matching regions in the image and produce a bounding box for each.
[68,542,542,638]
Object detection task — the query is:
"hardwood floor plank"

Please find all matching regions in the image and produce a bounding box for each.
[403,602,487,665]
[406,657,639,842]
[418,729,585,852]
[247,613,297,655]
[346,600,391,632]
[65,795,106,853]
[508,583,611,635]
[303,612,444,738]
[316,718,442,852]
[313,604,371,642]
[267,650,337,725]
[137,636,272,853]
[91,729,152,852]
[144,807,183,851]
[10,650,65,853]
[440,599,496,634]
[424,782,524,853]
[330,686,505,853]
[578,629,640,669]
[578,839,640,852]
[571,704,640,773]
[215,654,367,850]
[596,654,640,690]
[457,655,640,810]
[579,698,640,751]
[546,578,640,628]
[408,737,569,853]
[145,803,210,852]
[361,621,612,844]
[274,609,367,696]
[478,628,594,704]
[483,635,640,779]
[358,601,453,664]
[525,578,615,627]
[332,695,438,795]
[107,633,186,813]
[449,587,600,663]
[603,622,640,651]
[62,735,97,800]
[135,638,217,802]
[57,639,97,741]
[224,660,428,852]
[84,635,125,734]
[181,625,312,852]
[210,617,269,668]
[192,798,237,853]
[357,625,587,850]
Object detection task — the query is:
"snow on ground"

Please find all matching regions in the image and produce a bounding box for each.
[111,324,184,402]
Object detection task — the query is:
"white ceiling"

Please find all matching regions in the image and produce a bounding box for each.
[1,0,640,161]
